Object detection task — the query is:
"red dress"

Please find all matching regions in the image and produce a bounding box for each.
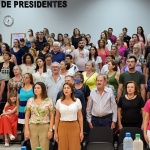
[0,106,18,136]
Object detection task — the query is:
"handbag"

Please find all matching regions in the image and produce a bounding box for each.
[21,139,32,150]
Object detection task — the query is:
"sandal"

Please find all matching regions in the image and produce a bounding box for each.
[9,134,15,140]
[4,139,9,147]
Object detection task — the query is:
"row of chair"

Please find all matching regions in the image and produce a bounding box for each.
[84,127,149,150]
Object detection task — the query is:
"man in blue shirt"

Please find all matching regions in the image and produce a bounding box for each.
[50,42,65,63]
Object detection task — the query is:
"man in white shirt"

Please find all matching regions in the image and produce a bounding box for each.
[87,75,117,129]
[45,62,65,103]
[65,54,78,76]
[71,40,89,73]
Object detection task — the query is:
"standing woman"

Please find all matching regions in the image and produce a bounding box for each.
[132,34,145,56]
[25,29,35,48]
[137,26,148,47]
[37,42,49,59]
[33,57,49,83]
[11,39,25,65]
[7,65,23,101]
[29,48,37,63]
[116,37,127,58]
[82,61,98,90]
[55,82,83,150]
[18,73,34,126]
[118,81,144,130]
[57,33,64,47]
[71,28,82,49]
[59,60,70,76]
[0,52,15,102]
[101,30,112,51]
[20,53,36,76]
[107,60,120,96]
[88,46,102,74]
[0,43,17,64]
[43,28,50,40]
[110,44,122,63]
[47,38,54,52]
[25,82,54,150]
[61,37,75,54]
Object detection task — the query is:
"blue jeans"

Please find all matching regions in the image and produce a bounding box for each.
[91,115,112,127]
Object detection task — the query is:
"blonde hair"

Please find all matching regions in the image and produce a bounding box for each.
[47,38,54,45]
[29,48,37,57]
[85,61,96,72]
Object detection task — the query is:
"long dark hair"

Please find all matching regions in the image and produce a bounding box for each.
[61,83,76,101]
[23,53,34,64]
[89,46,98,61]
[35,57,47,73]
[137,26,145,44]
[33,82,48,100]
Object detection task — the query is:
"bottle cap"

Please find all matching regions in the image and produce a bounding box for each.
[135,134,140,138]
[21,146,27,150]
[36,147,42,150]
[126,132,131,137]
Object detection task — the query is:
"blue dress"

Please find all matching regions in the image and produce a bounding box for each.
[18,87,34,124]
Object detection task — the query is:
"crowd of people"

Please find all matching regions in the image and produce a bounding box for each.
[0,26,150,149]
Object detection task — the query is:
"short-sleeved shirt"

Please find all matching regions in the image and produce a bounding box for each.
[118,95,144,124]
[119,71,145,93]
[144,100,150,130]
[55,98,82,121]
[26,97,54,124]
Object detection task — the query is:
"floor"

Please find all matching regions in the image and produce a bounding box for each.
[0,144,20,150]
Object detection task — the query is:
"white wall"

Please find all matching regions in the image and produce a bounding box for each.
[0,0,150,45]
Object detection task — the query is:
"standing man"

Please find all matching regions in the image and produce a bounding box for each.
[50,42,65,63]
[87,75,117,128]
[71,40,89,73]
[117,55,146,101]
[36,31,47,50]
[124,38,135,59]
[122,27,131,48]
[45,62,65,103]
[65,54,78,75]
[108,27,117,44]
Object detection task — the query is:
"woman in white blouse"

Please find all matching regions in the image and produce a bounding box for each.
[55,82,84,150]
[20,53,36,76]
[32,57,49,83]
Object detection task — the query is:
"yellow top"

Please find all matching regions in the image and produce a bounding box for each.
[83,72,98,90]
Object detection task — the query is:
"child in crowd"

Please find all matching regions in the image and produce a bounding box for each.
[0,93,18,147]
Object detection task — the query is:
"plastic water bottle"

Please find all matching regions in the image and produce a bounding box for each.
[123,132,133,150]
[21,146,27,150]
[133,134,143,150]
[36,147,42,150]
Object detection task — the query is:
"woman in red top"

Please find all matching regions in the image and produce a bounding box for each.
[0,92,18,147]
[97,39,109,65]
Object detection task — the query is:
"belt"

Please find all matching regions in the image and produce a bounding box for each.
[92,113,112,119]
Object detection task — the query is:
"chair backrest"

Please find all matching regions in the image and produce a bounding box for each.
[88,127,113,144]
[118,127,146,146]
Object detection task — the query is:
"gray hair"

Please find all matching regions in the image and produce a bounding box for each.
[53,41,60,47]
[133,44,142,56]
[51,62,60,68]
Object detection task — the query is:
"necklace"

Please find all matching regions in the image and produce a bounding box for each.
[126,94,136,99]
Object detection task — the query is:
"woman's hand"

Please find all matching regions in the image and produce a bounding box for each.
[80,132,84,142]
[54,133,59,143]
[118,124,123,130]
[144,134,149,144]
[25,129,30,140]
[47,131,53,139]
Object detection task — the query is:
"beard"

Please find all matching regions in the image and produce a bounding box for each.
[79,45,84,49]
